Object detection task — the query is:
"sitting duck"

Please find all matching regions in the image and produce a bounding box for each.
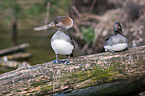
[104,22,128,53]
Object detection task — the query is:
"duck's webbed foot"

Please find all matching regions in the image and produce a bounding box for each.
[53,54,62,64]
[53,59,62,64]
[61,55,70,65]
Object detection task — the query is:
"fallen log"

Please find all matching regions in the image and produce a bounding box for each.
[0,60,20,68]
[0,60,31,73]
[0,43,30,56]
[6,52,32,60]
[0,45,145,96]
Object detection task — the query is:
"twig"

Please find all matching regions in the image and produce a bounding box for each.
[0,43,30,56]
[73,24,82,37]
[89,0,97,12]
[44,2,50,25]
[75,19,92,26]
[81,43,89,53]
[80,14,100,21]
[34,25,49,31]
[33,22,54,31]
[72,5,82,18]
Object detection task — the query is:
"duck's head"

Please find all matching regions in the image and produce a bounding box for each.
[113,22,122,34]
[47,16,73,31]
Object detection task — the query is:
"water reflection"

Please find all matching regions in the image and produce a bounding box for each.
[0,28,55,73]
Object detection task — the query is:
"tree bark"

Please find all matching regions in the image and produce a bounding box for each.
[0,45,145,96]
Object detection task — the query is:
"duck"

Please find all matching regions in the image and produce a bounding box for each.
[104,22,128,53]
[47,16,75,64]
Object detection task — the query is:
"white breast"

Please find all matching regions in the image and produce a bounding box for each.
[51,39,74,55]
[104,43,128,51]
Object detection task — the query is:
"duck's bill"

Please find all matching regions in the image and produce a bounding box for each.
[47,22,55,28]
[114,27,118,31]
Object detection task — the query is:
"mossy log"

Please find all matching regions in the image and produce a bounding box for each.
[0,45,145,96]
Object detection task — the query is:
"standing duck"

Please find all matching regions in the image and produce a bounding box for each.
[104,22,128,53]
[47,16,75,64]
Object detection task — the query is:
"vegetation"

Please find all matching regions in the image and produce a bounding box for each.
[81,26,95,44]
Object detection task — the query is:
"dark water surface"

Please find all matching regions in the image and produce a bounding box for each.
[0,28,56,65]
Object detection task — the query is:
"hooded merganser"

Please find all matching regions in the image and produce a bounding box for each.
[47,16,75,64]
[104,22,128,53]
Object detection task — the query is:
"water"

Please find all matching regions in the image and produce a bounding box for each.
[0,28,56,65]
[0,27,81,74]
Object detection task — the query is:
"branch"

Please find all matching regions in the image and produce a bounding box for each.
[33,24,49,31]
[0,45,145,95]
[72,5,82,18]
[0,43,29,56]
[6,52,32,60]
[89,0,97,12]
[33,22,53,31]
[44,2,50,25]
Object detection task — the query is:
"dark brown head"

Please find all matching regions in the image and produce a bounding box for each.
[113,22,122,34]
[47,16,73,30]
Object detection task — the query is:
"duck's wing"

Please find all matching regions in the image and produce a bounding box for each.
[51,31,75,49]
[105,36,112,41]
[104,36,113,46]
[65,33,75,48]
[120,34,128,44]
[104,34,128,46]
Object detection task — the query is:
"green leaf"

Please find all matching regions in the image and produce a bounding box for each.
[25,3,46,19]
[81,26,95,44]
